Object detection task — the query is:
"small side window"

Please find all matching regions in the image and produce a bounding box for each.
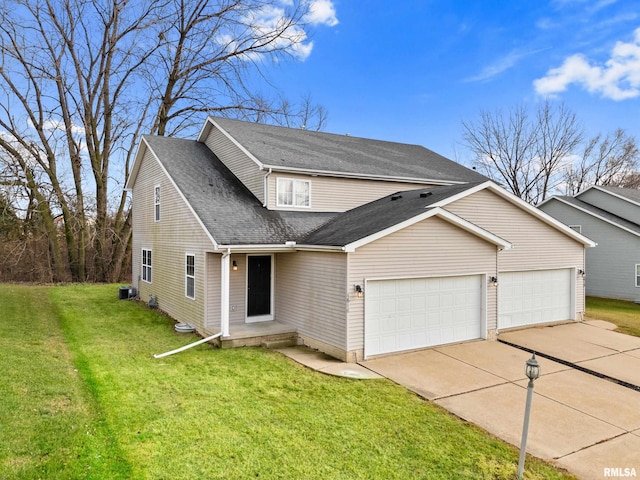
[636,264,640,288]
[186,254,195,299]
[154,185,160,222]
[142,249,152,283]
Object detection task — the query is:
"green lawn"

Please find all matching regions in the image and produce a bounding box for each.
[586,296,640,337]
[0,284,576,479]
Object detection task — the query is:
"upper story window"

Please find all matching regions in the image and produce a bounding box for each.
[154,185,160,222]
[142,248,152,283]
[277,178,310,208]
[186,254,195,299]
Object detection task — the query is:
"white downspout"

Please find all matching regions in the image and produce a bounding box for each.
[153,332,223,358]
[221,248,231,337]
[263,167,272,207]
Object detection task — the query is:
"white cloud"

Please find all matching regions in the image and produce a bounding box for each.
[305,0,338,27]
[534,27,640,100]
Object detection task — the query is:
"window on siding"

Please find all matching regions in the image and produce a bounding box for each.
[636,264,640,288]
[142,249,152,283]
[154,185,160,222]
[569,225,581,233]
[277,178,310,207]
[186,254,195,299]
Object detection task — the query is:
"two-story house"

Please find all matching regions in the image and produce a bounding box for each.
[125,117,594,362]
[540,186,640,302]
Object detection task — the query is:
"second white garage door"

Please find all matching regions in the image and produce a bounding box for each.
[498,269,573,329]
[365,275,483,357]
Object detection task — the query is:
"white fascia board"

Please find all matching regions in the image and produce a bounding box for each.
[216,244,345,253]
[197,117,265,170]
[124,137,148,191]
[546,196,639,240]
[262,164,466,186]
[343,207,511,252]
[430,181,596,247]
[145,144,219,250]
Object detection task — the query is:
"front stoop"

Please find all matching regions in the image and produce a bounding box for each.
[219,331,298,348]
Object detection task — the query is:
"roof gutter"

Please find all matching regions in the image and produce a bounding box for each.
[260,164,467,186]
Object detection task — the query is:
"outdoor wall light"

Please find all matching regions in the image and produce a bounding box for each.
[354,284,364,298]
[577,268,586,277]
[232,260,238,271]
[490,276,499,287]
[517,352,541,479]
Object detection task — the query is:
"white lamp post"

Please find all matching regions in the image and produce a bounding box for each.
[517,352,541,480]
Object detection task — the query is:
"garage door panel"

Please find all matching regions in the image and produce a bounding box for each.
[499,269,572,329]
[365,275,483,357]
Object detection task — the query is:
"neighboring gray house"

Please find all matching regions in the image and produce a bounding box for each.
[125,117,594,362]
[540,185,640,302]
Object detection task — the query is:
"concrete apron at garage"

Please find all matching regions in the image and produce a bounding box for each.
[361,324,640,480]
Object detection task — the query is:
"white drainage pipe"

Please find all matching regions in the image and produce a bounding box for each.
[153,332,223,359]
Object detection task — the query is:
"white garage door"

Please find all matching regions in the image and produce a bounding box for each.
[365,275,483,357]
[498,269,573,329]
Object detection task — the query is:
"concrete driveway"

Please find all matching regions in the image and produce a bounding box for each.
[361,322,640,480]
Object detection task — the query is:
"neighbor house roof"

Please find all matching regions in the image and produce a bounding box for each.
[199,117,489,185]
[543,195,640,238]
[578,185,640,206]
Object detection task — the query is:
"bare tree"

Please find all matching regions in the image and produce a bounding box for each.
[0,0,328,282]
[563,129,639,195]
[462,101,583,204]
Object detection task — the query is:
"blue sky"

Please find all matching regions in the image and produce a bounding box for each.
[267,0,640,162]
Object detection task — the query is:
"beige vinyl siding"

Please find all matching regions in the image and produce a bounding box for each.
[201,125,265,203]
[447,189,586,314]
[347,216,497,353]
[268,172,432,212]
[275,251,348,349]
[131,148,216,332]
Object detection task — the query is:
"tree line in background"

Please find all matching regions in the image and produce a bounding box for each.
[0,0,326,283]
[0,2,637,285]
[462,101,640,205]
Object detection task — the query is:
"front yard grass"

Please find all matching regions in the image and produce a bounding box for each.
[586,296,640,337]
[0,284,576,479]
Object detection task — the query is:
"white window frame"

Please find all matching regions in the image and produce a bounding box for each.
[154,185,161,222]
[636,264,640,288]
[142,248,152,283]
[569,225,581,234]
[185,253,195,299]
[276,177,311,208]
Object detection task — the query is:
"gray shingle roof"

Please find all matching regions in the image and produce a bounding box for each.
[211,117,488,184]
[302,183,484,246]
[552,195,640,235]
[590,185,640,205]
[143,135,337,245]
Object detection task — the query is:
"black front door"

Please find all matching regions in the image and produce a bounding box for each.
[247,255,271,317]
